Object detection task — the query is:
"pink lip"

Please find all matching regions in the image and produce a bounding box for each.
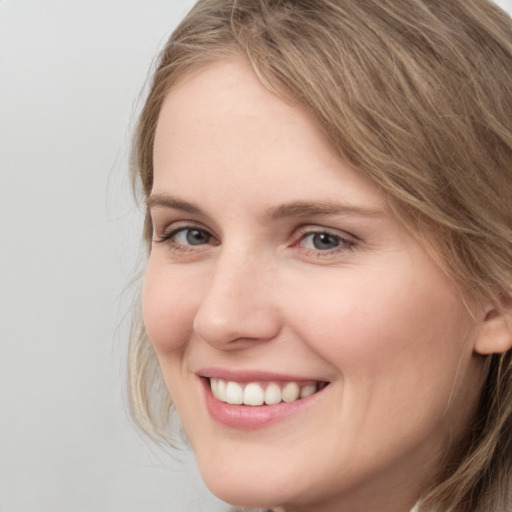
[198,368,328,430]
[198,367,325,383]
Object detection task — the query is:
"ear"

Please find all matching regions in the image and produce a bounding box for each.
[474,296,512,355]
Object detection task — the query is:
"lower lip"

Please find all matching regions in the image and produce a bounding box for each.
[202,379,323,429]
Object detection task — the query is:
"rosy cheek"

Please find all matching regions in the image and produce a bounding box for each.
[286,266,457,374]
[142,265,196,354]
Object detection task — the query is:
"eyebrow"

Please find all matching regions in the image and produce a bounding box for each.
[146,194,203,215]
[146,194,383,219]
[267,200,384,219]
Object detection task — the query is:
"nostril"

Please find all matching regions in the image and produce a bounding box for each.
[193,305,282,349]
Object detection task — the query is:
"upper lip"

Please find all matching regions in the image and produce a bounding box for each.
[197,367,329,383]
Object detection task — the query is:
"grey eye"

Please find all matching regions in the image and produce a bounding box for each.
[175,228,211,245]
[306,232,341,250]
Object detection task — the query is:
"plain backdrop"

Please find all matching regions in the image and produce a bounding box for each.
[0,1,227,511]
[1,1,511,511]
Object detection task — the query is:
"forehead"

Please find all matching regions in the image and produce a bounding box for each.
[152,57,385,212]
[154,58,320,166]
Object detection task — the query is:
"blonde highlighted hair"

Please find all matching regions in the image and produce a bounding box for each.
[129,1,512,510]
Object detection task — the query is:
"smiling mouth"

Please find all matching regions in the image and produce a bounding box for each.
[208,378,329,406]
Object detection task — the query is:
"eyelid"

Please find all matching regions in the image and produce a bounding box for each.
[154,219,213,240]
[291,225,359,255]
[294,225,358,243]
[154,221,219,250]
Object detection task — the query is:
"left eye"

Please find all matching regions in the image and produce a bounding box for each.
[300,231,347,250]
[173,228,212,246]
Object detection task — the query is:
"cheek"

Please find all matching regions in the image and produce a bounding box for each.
[280,265,478,459]
[142,257,198,354]
[285,264,473,385]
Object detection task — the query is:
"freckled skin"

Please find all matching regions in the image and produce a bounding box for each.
[143,57,488,512]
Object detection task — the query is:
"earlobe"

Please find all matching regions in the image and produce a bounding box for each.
[474,299,512,355]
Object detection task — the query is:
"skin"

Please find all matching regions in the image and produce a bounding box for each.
[143,57,492,512]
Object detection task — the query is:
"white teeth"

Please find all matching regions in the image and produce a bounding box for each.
[282,382,300,403]
[210,378,218,395]
[264,382,282,405]
[226,381,243,404]
[300,384,316,398]
[216,379,226,400]
[243,383,265,406]
[209,379,325,406]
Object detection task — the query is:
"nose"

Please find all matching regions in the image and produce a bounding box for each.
[192,248,282,349]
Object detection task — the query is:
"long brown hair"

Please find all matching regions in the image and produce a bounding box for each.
[129,1,512,510]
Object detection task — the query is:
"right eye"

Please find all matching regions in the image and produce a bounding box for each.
[156,225,217,252]
[171,228,212,246]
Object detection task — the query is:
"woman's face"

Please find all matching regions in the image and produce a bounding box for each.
[143,58,487,512]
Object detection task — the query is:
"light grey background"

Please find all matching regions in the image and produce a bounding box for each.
[1,1,511,511]
[0,1,227,511]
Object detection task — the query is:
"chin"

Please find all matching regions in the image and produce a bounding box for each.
[204,480,279,509]
[196,455,298,510]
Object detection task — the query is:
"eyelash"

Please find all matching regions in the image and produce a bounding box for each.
[155,224,357,257]
[156,224,217,253]
[293,227,356,256]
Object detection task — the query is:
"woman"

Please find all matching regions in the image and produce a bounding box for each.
[128,1,512,510]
